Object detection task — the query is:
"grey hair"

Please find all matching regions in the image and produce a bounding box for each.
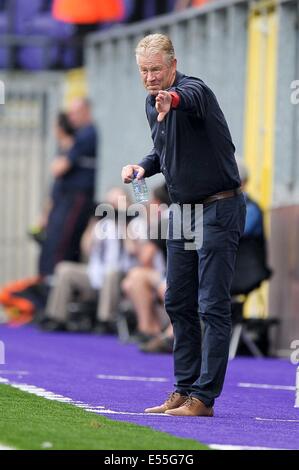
[135,33,175,65]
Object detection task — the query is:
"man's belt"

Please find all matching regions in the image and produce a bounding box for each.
[202,187,242,205]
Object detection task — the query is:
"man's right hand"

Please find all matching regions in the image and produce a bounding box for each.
[121,164,145,184]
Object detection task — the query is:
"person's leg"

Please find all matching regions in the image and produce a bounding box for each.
[165,236,201,396]
[138,279,173,353]
[97,271,122,323]
[157,278,167,302]
[46,261,96,322]
[54,192,93,266]
[39,197,69,276]
[144,210,200,412]
[122,267,162,335]
[189,248,237,407]
[39,192,92,276]
[190,194,246,407]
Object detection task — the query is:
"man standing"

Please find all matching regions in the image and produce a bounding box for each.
[121,34,246,416]
[39,98,97,277]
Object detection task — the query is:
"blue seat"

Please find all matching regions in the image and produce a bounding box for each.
[0,6,9,68]
[17,10,76,70]
[14,0,45,34]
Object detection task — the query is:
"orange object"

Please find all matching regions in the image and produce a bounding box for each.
[0,276,41,321]
[52,0,124,23]
[192,0,210,6]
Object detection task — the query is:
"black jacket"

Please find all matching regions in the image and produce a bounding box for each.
[139,72,241,203]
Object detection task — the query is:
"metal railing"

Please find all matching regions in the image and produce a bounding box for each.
[0,72,63,284]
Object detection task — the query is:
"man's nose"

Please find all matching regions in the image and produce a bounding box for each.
[147,71,156,81]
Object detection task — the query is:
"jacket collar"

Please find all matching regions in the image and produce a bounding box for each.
[172,70,183,87]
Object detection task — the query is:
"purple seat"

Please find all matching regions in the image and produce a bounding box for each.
[0,9,9,68]
[144,0,176,18]
[14,0,45,34]
[0,47,9,68]
[18,44,59,70]
[0,13,7,33]
[123,0,136,21]
[0,0,79,70]
[20,12,74,38]
[16,10,75,70]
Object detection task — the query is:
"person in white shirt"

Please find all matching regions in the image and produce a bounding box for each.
[40,188,135,332]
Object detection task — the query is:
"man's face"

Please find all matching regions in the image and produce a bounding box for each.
[137,53,177,96]
[68,100,89,128]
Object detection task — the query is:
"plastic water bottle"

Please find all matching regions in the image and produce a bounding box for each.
[131,171,149,203]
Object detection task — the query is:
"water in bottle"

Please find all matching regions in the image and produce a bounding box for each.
[131,171,149,203]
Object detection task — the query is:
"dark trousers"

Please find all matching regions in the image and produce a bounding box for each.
[165,193,246,407]
[39,191,93,276]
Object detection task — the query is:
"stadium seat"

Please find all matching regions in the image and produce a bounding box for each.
[0,7,7,33]
[229,303,280,358]
[13,0,76,70]
[17,14,75,69]
[0,8,9,68]
[14,0,45,34]
[135,0,176,21]
[123,0,135,20]
[229,236,279,358]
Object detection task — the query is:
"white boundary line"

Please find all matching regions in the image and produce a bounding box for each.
[0,377,167,418]
[209,444,287,450]
[0,370,29,376]
[256,417,299,423]
[238,382,295,391]
[0,444,15,450]
[0,377,296,450]
[96,374,169,383]
[85,408,166,416]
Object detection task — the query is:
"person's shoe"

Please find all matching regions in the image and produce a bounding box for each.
[165,397,214,417]
[93,320,117,335]
[129,331,156,344]
[39,319,66,332]
[32,309,47,325]
[144,392,188,414]
[139,335,173,353]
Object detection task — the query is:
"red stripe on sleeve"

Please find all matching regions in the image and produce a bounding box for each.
[169,91,180,109]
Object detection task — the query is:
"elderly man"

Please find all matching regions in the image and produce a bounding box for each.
[121,34,246,417]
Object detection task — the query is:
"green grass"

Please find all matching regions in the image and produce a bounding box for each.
[0,384,208,450]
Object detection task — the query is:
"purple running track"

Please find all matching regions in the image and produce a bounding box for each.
[0,325,298,449]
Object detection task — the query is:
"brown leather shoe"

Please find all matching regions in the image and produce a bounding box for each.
[165,397,214,417]
[144,392,188,414]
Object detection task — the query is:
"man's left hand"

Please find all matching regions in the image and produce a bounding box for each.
[156,90,172,122]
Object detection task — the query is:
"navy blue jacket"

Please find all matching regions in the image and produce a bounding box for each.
[139,72,241,203]
[54,124,97,196]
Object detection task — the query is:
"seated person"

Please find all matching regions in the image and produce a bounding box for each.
[121,184,171,345]
[231,160,272,297]
[39,187,135,331]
